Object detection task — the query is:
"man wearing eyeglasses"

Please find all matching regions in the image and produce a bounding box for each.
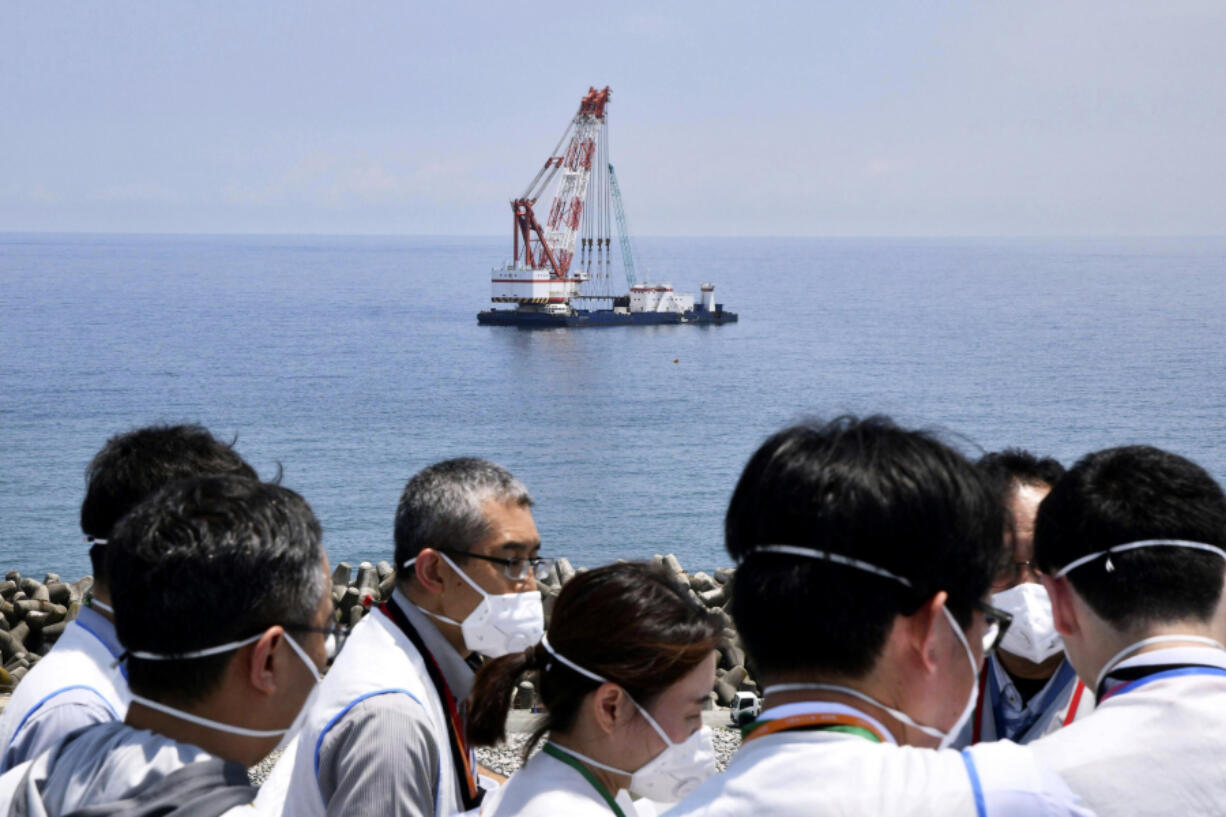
[666,417,1093,817]
[0,474,332,816]
[266,457,549,817]
[0,424,258,774]
[952,450,1093,748]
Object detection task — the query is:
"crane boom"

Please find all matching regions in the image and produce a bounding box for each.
[511,86,610,279]
[608,163,637,289]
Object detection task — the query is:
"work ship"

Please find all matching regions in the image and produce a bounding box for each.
[477,86,738,329]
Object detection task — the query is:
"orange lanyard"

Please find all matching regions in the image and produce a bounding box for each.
[743,711,887,744]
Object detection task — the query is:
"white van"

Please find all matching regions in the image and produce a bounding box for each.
[729,691,761,726]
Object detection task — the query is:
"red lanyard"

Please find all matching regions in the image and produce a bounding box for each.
[971,669,1085,743]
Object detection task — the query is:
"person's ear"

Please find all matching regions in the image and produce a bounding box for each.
[414,549,447,595]
[1041,574,1079,638]
[591,682,632,736]
[905,591,949,675]
[248,626,284,695]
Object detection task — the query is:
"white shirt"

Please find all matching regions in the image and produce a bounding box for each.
[663,701,1095,817]
[0,607,131,773]
[475,744,651,817]
[1029,645,1226,816]
[952,655,1092,747]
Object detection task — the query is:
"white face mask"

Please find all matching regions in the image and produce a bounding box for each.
[748,544,981,749]
[991,582,1063,664]
[540,635,718,802]
[127,629,323,747]
[405,551,544,658]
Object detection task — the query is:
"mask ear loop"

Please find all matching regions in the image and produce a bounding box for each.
[1054,539,1226,579]
[540,635,679,748]
[404,552,490,597]
[124,629,309,738]
[402,553,487,628]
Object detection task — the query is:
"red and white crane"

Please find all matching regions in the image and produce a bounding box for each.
[493,87,618,307]
[512,86,609,281]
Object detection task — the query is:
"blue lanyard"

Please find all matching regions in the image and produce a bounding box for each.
[1099,666,1226,703]
[988,658,1075,741]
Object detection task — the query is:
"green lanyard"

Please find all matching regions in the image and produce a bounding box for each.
[542,743,628,817]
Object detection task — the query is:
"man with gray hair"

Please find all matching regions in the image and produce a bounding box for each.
[0,474,333,816]
[267,457,552,817]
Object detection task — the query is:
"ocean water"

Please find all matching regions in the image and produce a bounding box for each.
[3,233,1226,579]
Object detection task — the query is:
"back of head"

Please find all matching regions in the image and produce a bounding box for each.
[726,416,1004,681]
[977,448,1065,500]
[393,457,532,571]
[108,474,325,704]
[467,561,722,750]
[80,424,257,581]
[1034,445,1226,628]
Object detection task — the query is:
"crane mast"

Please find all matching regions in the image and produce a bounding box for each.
[511,86,610,281]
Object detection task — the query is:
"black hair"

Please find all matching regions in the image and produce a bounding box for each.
[467,562,722,755]
[1034,445,1226,627]
[393,457,532,575]
[80,424,257,583]
[725,416,1004,680]
[108,474,325,704]
[977,449,1065,497]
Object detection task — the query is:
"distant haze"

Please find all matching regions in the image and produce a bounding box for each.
[2,1,1224,236]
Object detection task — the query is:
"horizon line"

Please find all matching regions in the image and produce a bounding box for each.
[4,230,1226,241]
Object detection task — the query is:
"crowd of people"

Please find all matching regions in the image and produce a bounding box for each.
[0,417,1223,816]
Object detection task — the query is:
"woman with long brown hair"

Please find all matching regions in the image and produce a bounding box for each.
[467,561,723,816]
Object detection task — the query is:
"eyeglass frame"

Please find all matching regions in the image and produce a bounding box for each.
[284,620,350,657]
[972,599,1013,656]
[436,547,555,582]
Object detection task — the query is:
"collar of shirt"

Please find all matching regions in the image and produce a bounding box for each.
[73,605,123,660]
[757,700,898,744]
[980,647,1078,736]
[1109,645,1226,676]
[989,653,1069,721]
[391,589,475,702]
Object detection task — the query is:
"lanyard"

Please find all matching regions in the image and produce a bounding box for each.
[976,659,1080,743]
[380,601,483,810]
[1098,665,1226,703]
[542,743,628,817]
[741,711,885,744]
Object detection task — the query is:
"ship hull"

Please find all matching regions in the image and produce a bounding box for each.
[477,308,738,328]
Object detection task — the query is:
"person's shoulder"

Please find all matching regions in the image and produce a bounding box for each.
[963,741,1097,817]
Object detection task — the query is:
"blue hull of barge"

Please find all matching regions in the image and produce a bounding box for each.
[477,308,739,328]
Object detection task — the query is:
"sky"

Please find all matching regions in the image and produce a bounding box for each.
[2,1,1224,236]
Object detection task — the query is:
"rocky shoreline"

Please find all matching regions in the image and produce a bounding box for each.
[2,554,758,710]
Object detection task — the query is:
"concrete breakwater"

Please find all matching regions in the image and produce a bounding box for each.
[0,572,94,688]
[1,555,757,709]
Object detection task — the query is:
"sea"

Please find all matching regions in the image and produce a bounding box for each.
[3,233,1226,580]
